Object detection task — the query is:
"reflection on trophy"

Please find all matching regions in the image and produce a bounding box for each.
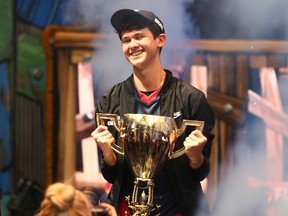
[96,113,204,216]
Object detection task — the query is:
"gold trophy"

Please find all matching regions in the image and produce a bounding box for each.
[96,113,204,216]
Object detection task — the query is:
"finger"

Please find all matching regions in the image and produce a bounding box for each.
[183,139,196,149]
[91,126,109,138]
[190,130,207,143]
[97,134,115,145]
[95,125,108,132]
[191,129,206,139]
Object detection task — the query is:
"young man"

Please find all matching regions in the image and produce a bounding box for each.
[91,9,215,216]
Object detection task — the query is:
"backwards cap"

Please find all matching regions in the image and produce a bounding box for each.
[110,9,165,34]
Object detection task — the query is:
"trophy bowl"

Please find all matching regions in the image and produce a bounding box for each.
[96,113,204,215]
[121,114,175,179]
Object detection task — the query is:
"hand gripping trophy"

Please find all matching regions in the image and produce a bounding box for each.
[96,113,204,216]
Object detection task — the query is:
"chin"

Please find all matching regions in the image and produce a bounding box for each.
[130,60,144,67]
[132,63,145,70]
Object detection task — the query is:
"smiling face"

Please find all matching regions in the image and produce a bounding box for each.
[121,27,166,69]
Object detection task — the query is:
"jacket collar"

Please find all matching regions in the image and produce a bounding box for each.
[124,69,173,93]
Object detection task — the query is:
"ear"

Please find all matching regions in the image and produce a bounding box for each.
[157,33,166,47]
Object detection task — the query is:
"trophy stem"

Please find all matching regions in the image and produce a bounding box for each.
[127,178,156,216]
[147,180,153,205]
[132,179,139,204]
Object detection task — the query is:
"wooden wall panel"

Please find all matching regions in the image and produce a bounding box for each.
[207,54,221,90]
[56,49,77,182]
[14,94,45,185]
[249,55,268,68]
[267,54,286,68]
[235,55,248,99]
[219,54,235,96]
[189,40,288,212]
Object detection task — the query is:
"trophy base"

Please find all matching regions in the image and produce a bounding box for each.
[125,181,161,216]
[126,197,161,216]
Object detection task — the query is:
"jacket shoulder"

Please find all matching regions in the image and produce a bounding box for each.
[96,76,133,113]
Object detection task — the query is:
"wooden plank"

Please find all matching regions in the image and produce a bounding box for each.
[187,40,288,53]
[207,54,220,90]
[249,55,268,68]
[219,54,235,96]
[71,49,94,64]
[206,123,219,211]
[53,32,109,48]
[190,65,207,96]
[248,90,288,137]
[259,68,284,182]
[207,89,246,125]
[50,33,288,54]
[267,54,287,68]
[56,49,77,181]
[53,32,108,43]
[219,121,234,182]
[235,55,248,99]
[191,53,206,65]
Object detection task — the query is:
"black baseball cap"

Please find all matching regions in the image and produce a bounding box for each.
[110,9,165,34]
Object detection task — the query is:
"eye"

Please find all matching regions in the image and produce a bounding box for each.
[135,35,144,40]
[122,38,130,44]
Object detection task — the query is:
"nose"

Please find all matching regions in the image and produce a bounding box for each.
[129,38,139,48]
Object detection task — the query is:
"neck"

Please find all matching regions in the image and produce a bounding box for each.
[133,66,165,91]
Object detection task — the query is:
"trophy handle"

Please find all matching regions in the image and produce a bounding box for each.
[169,120,205,159]
[95,113,124,155]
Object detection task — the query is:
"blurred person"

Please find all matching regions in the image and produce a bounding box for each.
[35,182,116,216]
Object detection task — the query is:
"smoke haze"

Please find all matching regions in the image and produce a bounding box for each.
[63,1,288,216]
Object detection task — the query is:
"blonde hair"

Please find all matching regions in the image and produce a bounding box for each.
[35,183,92,216]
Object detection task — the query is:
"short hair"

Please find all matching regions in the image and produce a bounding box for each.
[117,22,163,40]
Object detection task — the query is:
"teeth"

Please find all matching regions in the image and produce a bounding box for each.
[132,51,143,56]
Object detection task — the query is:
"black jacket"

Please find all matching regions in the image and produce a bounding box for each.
[95,70,215,216]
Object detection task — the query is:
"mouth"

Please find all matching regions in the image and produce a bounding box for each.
[131,50,144,57]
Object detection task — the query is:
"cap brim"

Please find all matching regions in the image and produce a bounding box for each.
[110,9,151,33]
